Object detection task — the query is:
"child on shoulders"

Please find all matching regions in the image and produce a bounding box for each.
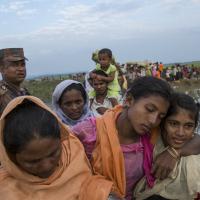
[89,48,120,100]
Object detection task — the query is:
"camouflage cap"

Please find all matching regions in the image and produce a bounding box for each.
[0,48,28,62]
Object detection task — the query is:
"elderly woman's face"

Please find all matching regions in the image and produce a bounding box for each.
[164,108,195,149]
[15,138,61,178]
[60,89,85,120]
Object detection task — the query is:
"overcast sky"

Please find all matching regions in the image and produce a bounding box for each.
[0,0,200,77]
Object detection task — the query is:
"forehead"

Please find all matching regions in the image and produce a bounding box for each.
[136,95,168,104]
[61,89,84,101]
[3,59,25,66]
[167,107,196,122]
[135,95,169,111]
[18,138,60,160]
[98,53,110,59]
[93,78,106,84]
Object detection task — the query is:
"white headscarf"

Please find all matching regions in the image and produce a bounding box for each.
[52,80,92,126]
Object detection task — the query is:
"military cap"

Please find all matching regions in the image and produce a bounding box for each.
[0,48,28,62]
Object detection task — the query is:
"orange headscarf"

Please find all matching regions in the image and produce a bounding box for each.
[0,96,112,200]
[91,105,160,199]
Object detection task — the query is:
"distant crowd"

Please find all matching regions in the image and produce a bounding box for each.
[66,60,200,88]
[125,62,200,84]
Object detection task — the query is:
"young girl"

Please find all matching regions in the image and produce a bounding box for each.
[72,77,200,200]
[134,93,200,200]
[72,76,172,199]
[90,70,118,116]
[0,96,112,200]
[52,80,92,126]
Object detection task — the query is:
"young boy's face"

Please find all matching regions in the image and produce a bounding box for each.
[98,53,111,69]
[92,78,108,95]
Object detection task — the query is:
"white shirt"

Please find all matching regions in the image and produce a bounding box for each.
[90,96,113,117]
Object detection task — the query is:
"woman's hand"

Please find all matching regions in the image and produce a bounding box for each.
[152,149,178,180]
[108,194,124,200]
[96,107,108,115]
[96,75,103,81]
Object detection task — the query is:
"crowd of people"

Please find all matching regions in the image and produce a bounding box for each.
[124,62,200,84]
[0,47,200,200]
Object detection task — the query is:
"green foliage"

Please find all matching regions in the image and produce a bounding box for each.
[165,61,200,68]
[23,74,85,104]
[188,61,200,67]
[23,79,62,103]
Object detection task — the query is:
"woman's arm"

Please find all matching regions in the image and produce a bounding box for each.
[152,134,200,179]
[109,97,118,107]
[179,134,200,156]
[96,107,108,115]
[72,117,97,160]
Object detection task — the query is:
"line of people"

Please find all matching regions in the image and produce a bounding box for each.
[0,48,200,200]
[125,62,200,84]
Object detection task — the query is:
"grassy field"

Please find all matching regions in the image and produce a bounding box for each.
[23,79,62,104]
[170,79,200,102]
[23,78,200,104]
[189,61,200,67]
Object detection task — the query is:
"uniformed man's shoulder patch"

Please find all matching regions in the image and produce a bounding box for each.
[0,82,8,95]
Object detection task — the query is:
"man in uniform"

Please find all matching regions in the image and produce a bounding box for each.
[0,48,30,115]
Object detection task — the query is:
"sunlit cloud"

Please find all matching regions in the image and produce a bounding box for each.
[0,0,200,75]
[0,0,37,17]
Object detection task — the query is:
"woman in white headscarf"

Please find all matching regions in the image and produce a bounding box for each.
[52,80,92,127]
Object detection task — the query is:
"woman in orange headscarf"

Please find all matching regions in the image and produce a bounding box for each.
[72,77,172,200]
[0,96,112,200]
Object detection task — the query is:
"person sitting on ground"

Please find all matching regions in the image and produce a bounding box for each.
[90,70,118,116]
[0,96,113,200]
[134,92,200,200]
[89,48,120,100]
[0,48,30,116]
[52,80,92,127]
[72,77,200,200]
